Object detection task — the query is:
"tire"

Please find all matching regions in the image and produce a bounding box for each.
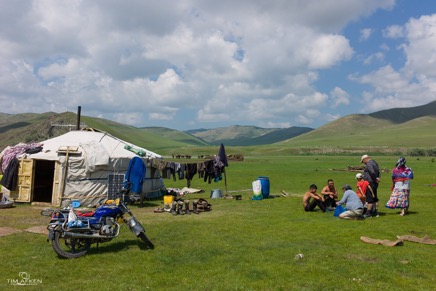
[52,231,91,259]
[138,232,154,249]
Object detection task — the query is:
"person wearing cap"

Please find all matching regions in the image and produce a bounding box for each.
[360,154,380,218]
[355,172,374,207]
[336,184,364,219]
[302,184,327,212]
[386,157,414,216]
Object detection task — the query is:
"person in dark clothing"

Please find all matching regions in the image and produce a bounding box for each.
[302,184,326,212]
[361,154,381,218]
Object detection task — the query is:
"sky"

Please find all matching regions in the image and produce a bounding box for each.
[1,0,436,131]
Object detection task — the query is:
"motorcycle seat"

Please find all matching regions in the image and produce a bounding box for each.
[76,210,95,217]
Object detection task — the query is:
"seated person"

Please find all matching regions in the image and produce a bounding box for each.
[303,184,326,212]
[321,179,338,209]
[336,184,364,219]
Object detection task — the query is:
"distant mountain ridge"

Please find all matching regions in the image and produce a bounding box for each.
[187,125,313,146]
[186,125,276,141]
[278,100,436,148]
[369,100,436,123]
[1,100,435,151]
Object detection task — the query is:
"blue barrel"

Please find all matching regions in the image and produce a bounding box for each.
[258,176,270,198]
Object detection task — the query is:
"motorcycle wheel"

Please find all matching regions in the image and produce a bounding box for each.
[138,232,155,249]
[52,231,91,259]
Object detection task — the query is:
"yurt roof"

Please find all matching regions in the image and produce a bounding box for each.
[28,130,162,161]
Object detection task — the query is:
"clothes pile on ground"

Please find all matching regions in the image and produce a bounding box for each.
[154,188,211,215]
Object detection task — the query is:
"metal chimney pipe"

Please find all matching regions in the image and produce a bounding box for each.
[77,106,81,130]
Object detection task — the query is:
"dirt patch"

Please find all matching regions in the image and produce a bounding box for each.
[0,227,23,237]
[25,226,48,235]
[0,226,48,237]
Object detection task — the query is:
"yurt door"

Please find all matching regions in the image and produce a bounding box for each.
[10,159,34,202]
[32,159,56,203]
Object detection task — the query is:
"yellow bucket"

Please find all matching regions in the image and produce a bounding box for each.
[164,195,174,205]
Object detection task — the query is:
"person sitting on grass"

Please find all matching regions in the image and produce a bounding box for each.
[321,178,338,209]
[336,184,364,219]
[302,184,326,212]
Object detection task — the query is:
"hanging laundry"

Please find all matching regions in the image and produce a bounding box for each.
[185,163,198,188]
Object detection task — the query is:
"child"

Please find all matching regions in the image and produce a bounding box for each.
[355,173,367,205]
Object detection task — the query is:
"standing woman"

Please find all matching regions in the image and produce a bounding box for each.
[385,157,414,216]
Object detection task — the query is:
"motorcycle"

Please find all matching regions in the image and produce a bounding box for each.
[41,183,154,259]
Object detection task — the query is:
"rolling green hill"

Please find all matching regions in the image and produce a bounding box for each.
[1,100,435,156]
[0,112,207,154]
[277,101,436,148]
[80,116,171,151]
[187,125,277,142]
[202,126,314,146]
[141,126,208,146]
[0,112,78,147]
[369,100,436,123]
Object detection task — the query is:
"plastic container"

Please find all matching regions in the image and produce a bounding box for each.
[210,189,223,199]
[252,180,263,200]
[258,176,270,198]
[72,200,81,208]
[334,205,346,217]
[164,195,174,205]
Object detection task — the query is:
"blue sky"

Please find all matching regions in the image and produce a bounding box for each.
[1,0,435,130]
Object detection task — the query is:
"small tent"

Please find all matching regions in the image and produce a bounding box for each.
[5,130,164,206]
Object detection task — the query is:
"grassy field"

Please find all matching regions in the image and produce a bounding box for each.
[0,155,435,290]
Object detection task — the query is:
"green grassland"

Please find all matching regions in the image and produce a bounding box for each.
[1,107,435,290]
[1,155,435,290]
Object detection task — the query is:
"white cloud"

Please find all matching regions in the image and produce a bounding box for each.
[2,0,433,131]
[296,109,321,125]
[149,112,175,121]
[324,113,342,123]
[383,24,405,39]
[351,64,433,112]
[363,52,385,65]
[330,87,350,107]
[112,112,145,125]
[305,34,353,69]
[403,14,436,78]
[360,28,372,41]
[351,13,436,113]
[380,43,390,51]
[261,121,292,128]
